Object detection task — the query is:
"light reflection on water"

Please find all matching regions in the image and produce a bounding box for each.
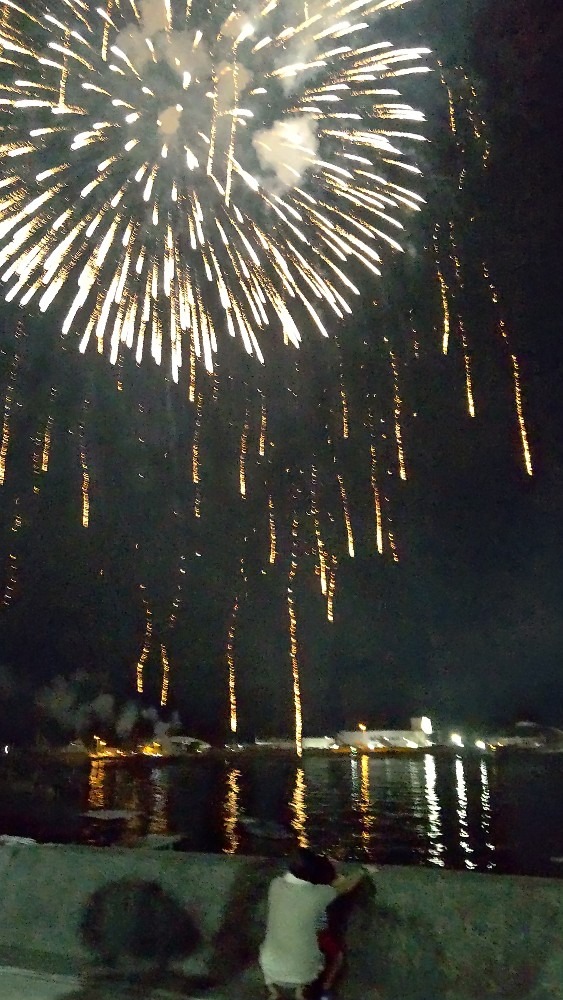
[480,758,495,868]
[88,761,105,810]
[424,753,445,867]
[223,766,241,854]
[149,768,168,835]
[291,767,309,848]
[455,755,477,870]
[81,752,563,876]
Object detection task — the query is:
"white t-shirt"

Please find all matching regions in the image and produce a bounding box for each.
[259,873,337,987]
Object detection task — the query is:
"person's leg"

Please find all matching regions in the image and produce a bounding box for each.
[294,987,307,1000]
[317,930,345,993]
[322,948,344,990]
[261,968,281,1000]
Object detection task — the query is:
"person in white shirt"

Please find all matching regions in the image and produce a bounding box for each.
[259,848,364,1000]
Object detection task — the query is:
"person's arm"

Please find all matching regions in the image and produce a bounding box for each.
[332,866,365,895]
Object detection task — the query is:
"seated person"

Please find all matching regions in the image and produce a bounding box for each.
[259,848,365,999]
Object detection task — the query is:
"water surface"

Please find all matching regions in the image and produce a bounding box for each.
[3,751,563,877]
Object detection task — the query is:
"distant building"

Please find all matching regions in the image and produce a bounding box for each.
[486,721,563,750]
[301,736,337,750]
[337,717,433,751]
[254,736,336,750]
[254,737,296,750]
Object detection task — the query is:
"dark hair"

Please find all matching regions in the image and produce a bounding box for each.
[288,848,336,886]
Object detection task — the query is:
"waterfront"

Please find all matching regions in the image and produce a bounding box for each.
[2,750,563,877]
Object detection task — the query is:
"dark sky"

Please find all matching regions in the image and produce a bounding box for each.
[0,0,561,741]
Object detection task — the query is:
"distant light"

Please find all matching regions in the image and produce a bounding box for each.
[420,716,433,735]
[358,722,366,732]
[475,740,487,751]
[4,745,8,754]
[450,733,464,748]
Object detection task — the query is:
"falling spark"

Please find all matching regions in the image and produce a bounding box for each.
[337,473,354,557]
[389,350,406,480]
[2,503,22,606]
[327,553,337,622]
[438,61,456,135]
[467,77,491,167]
[0,328,23,486]
[337,347,350,439]
[239,410,249,498]
[484,264,534,477]
[192,391,202,517]
[340,388,350,439]
[226,589,240,734]
[268,493,277,564]
[460,320,475,418]
[188,342,196,403]
[311,465,326,595]
[433,227,450,355]
[79,407,90,527]
[258,400,267,457]
[32,430,42,493]
[168,561,183,627]
[370,442,384,555]
[386,495,400,563]
[436,270,450,355]
[160,642,170,706]
[288,514,303,756]
[511,354,533,477]
[136,601,152,694]
[41,390,56,472]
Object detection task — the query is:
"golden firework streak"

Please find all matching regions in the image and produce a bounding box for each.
[288,515,303,756]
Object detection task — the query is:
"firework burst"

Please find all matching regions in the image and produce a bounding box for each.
[0,0,428,378]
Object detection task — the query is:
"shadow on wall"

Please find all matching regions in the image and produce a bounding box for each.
[208,858,274,986]
[340,878,449,1000]
[60,867,277,1000]
[63,878,211,1000]
[337,877,559,1000]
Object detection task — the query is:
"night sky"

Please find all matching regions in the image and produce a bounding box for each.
[0,0,561,743]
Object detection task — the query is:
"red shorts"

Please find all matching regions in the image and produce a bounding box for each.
[317,929,343,963]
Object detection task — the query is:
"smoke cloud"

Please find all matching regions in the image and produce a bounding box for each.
[253,115,319,190]
[139,0,168,36]
[36,673,179,743]
[117,0,321,191]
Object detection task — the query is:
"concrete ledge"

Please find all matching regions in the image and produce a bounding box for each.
[0,968,77,1000]
[0,844,562,999]
[0,967,211,1000]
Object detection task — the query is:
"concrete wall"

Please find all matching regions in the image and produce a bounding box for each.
[0,844,562,999]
